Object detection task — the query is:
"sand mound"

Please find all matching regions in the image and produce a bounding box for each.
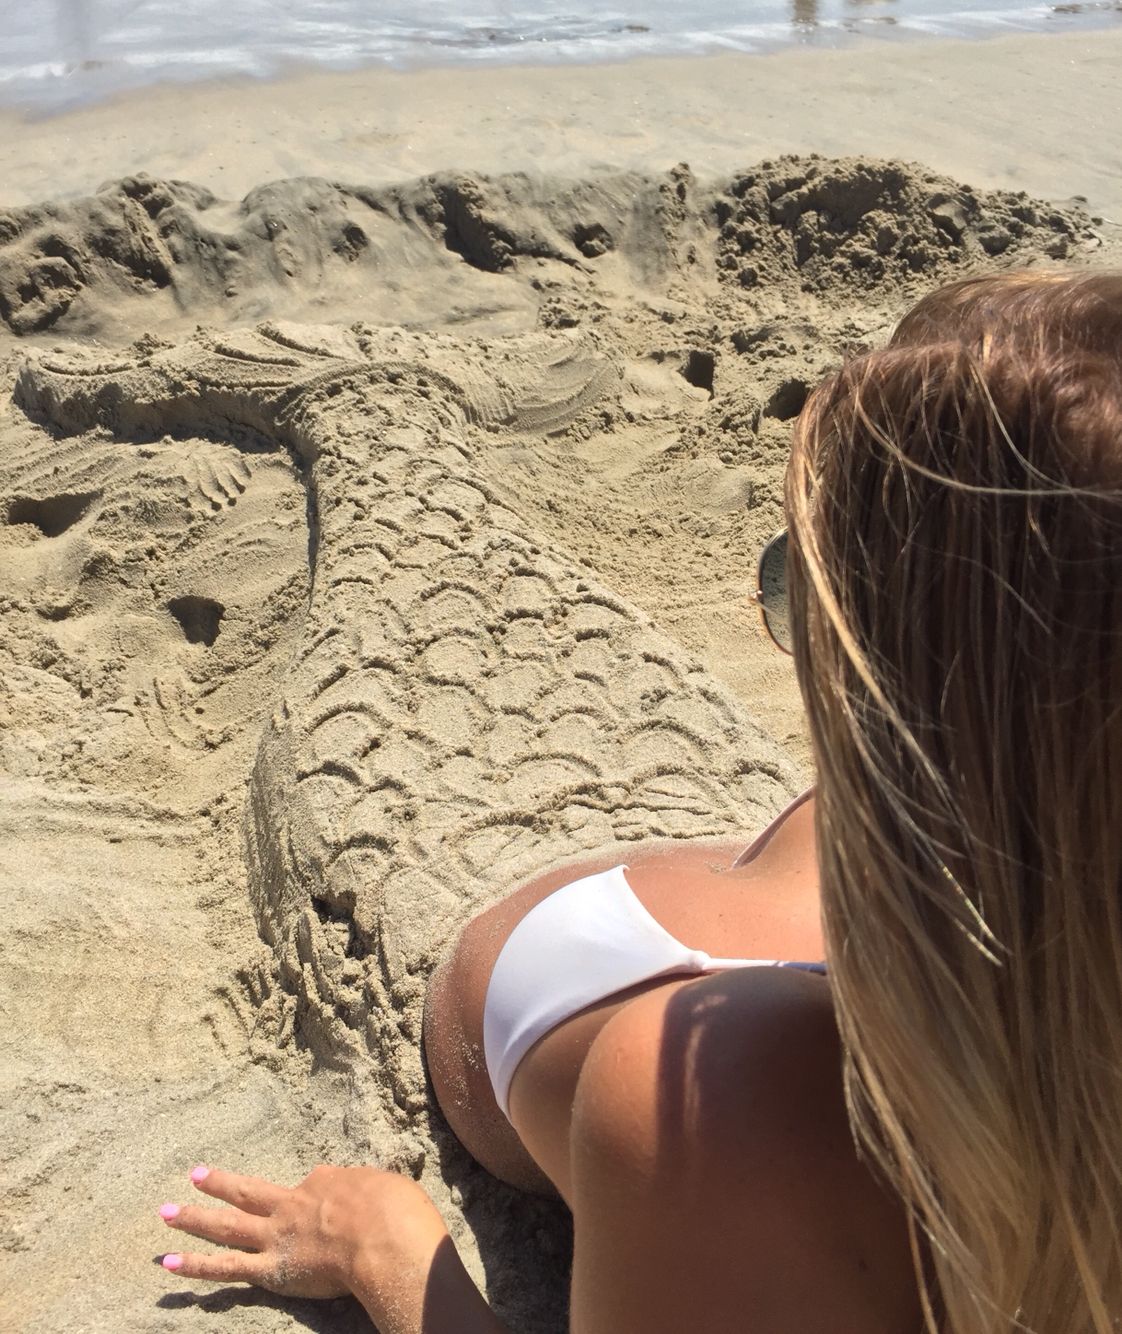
[0,159,1111,1332]
[0,158,1096,339]
[714,156,1085,291]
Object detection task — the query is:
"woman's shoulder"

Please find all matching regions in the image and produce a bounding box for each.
[568,967,922,1333]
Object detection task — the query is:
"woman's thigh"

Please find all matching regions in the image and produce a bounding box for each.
[422,814,819,1196]
[422,838,732,1194]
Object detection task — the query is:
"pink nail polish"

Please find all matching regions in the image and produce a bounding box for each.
[159,1203,180,1221]
[189,1165,209,1185]
[162,1254,183,1271]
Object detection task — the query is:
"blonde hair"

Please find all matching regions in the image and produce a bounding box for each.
[786,271,1122,1332]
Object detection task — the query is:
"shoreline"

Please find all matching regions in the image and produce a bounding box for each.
[4,29,1122,216]
[5,7,1121,122]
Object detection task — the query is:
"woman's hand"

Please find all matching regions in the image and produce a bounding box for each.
[158,1163,450,1302]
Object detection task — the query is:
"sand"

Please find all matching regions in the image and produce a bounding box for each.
[5,31,1122,220]
[2,34,1121,1334]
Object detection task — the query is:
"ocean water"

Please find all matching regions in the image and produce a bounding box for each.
[3,0,1121,113]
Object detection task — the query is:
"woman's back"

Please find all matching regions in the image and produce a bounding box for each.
[565,956,921,1332]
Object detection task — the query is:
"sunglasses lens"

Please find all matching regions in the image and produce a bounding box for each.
[759,531,792,653]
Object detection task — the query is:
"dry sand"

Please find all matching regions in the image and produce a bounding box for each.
[2,33,1121,1334]
[5,30,1122,219]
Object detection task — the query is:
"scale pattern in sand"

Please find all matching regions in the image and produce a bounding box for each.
[16,321,799,1119]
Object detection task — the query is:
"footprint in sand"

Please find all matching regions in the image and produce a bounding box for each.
[0,362,317,1330]
[0,395,308,797]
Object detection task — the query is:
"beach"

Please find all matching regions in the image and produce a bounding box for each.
[2,27,1121,1333]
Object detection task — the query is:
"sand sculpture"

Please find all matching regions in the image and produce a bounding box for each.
[0,158,1102,1330]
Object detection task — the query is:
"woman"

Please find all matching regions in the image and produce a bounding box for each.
[156,270,1122,1333]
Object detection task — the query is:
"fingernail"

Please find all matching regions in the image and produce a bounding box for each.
[189,1165,209,1184]
[159,1203,180,1222]
[162,1254,183,1271]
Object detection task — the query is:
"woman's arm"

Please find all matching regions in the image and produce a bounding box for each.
[159,1164,512,1333]
[352,1232,512,1334]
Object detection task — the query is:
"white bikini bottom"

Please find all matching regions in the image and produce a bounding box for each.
[482,848,825,1121]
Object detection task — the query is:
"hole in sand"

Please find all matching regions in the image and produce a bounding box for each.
[681,349,715,396]
[764,378,809,421]
[168,595,225,647]
[572,222,613,258]
[7,491,100,537]
[311,895,367,960]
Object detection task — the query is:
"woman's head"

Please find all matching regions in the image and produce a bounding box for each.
[786,271,1122,1333]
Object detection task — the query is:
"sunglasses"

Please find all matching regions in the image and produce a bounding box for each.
[751,529,792,655]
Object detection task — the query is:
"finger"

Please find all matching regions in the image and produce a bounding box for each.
[159,1202,266,1250]
[161,1247,271,1286]
[188,1165,287,1216]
